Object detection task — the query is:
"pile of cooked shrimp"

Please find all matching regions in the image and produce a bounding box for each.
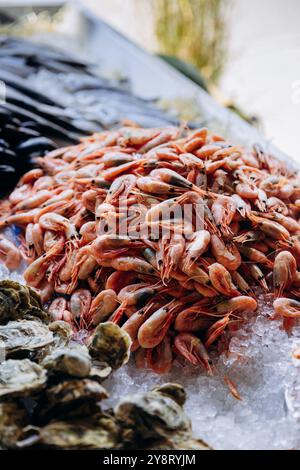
[0,126,299,374]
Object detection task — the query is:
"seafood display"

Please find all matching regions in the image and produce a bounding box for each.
[0,36,177,194]
[0,281,207,450]
[0,125,299,376]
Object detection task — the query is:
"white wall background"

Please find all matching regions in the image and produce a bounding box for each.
[84,0,300,161]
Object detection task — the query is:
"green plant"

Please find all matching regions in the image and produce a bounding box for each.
[153,0,229,84]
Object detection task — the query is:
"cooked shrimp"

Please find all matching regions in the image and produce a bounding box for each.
[266,197,289,215]
[273,251,297,297]
[91,234,144,263]
[48,297,68,322]
[238,245,273,268]
[0,237,21,270]
[89,289,118,325]
[248,264,269,291]
[273,298,300,319]
[138,301,179,348]
[231,194,251,218]
[122,305,153,351]
[174,333,212,374]
[174,303,212,332]
[211,196,236,234]
[208,263,240,297]
[217,296,257,315]
[14,190,53,212]
[39,213,77,240]
[136,176,179,195]
[205,315,230,348]
[182,230,211,270]
[69,289,92,322]
[23,238,64,287]
[248,213,290,241]
[146,336,173,374]
[211,235,241,271]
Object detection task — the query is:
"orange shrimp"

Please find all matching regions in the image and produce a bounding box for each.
[23,237,64,287]
[146,336,173,374]
[39,213,77,240]
[137,300,180,348]
[0,237,21,270]
[211,235,241,271]
[238,245,273,268]
[273,298,300,319]
[69,289,92,323]
[90,234,144,263]
[211,195,236,235]
[208,263,240,297]
[89,289,118,325]
[273,251,297,297]
[205,315,230,348]
[216,296,257,315]
[182,230,211,271]
[174,333,213,374]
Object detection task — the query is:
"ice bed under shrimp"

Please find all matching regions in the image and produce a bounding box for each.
[1,253,299,451]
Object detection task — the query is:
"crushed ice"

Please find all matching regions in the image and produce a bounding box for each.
[105,296,300,450]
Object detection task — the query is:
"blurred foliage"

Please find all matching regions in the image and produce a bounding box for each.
[153,0,229,84]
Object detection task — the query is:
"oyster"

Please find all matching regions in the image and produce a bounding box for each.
[38,378,109,421]
[89,363,112,382]
[20,414,121,449]
[115,390,190,440]
[42,344,91,378]
[0,280,47,324]
[115,385,210,450]
[0,359,47,397]
[88,322,131,370]
[48,321,73,348]
[152,383,186,407]
[0,401,29,448]
[0,320,54,354]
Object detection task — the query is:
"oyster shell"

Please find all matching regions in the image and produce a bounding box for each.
[0,320,54,354]
[0,359,47,397]
[42,344,91,378]
[38,378,109,421]
[0,401,29,448]
[48,321,73,348]
[0,280,47,324]
[45,378,108,405]
[152,383,186,407]
[115,385,211,450]
[89,363,112,382]
[20,414,121,449]
[88,322,131,370]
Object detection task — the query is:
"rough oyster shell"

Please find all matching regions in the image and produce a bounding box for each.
[20,414,121,449]
[0,359,47,397]
[48,321,73,348]
[0,280,47,324]
[88,322,131,370]
[0,320,54,354]
[42,344,91,378]
[0,401,29,448]
[151,383,186,407]
[115,386,210,450]
[38,378,109,421]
